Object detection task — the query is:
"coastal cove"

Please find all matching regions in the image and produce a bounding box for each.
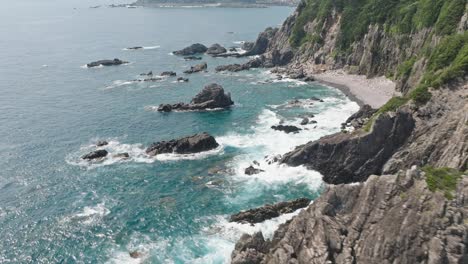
[0,1,370,263]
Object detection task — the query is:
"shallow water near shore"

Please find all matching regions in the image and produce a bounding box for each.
[0,1,358,263]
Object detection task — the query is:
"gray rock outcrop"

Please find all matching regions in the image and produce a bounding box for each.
[173,43,207,56]
[157,83,233,112]
[146,132,219,156]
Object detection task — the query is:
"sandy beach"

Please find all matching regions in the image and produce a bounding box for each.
[314,70,397,108]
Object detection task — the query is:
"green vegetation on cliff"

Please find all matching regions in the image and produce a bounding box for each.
[423,166,465,199]
[290,0,466,50]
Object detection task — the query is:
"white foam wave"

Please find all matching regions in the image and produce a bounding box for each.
[63,203,110,225]
[232,41,245,44]
[123,45,160,51]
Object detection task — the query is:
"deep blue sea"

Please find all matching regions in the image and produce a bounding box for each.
[0,1,358,263]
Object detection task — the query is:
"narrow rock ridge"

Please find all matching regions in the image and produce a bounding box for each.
[281,110,415,184]
[232,167,468,264]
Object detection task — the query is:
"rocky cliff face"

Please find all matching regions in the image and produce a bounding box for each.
[231,1,468,263]
[232,167,468,264]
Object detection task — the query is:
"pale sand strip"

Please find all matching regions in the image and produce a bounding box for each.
[314,70,398,108]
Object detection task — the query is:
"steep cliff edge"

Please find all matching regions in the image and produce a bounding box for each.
[232,167,468,263]
[231,1,468,263]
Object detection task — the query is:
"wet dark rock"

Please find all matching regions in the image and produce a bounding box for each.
[146,132,219,156]
[183,62,207,74]
[140,71,153,76]
[113,152,129,159]
[310,96,324,102]
[126,46,143,50]
[215,64,249,72]
[229,47,238,52]
[244,165,264,175]
[129,251,142,259]
[304,76,315,82]
[206,43,227,55]
[157,83,233,112]
[82,149,108,160]
[300,117,309,125]
[96,141,108,147]
[142,77,162,82]
[86,58,128,68]
[177,77,189,82]
[184,56,202,61]
[271,125,301,134]
[230,198,311,224]
[265,154,281,165]
[160,71,176,76]
[282,111,415,184]
[173,43,207,56]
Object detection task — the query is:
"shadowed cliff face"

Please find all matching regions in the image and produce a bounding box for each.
[281,110,416,184]
[232,167,468,264]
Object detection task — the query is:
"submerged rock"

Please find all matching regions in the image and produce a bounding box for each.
[129,251,142,258]
[177,77,189,82]
[160,71,176,76]
[140,71,153,76]
[86,58,128,68]
[244,165,264,175]
[113,152,129,159]
[206,43,227,55]
[183,62,207,74]
[271,125,301,134]
[230,198,311,224]
[183,56,202,61]
[146,132,219,156]
[82,149,108,160]
[173,43,207,56]
[157,83,233,112]
[96,141,108,147]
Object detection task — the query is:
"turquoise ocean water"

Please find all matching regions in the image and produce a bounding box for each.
[0,1,358,263]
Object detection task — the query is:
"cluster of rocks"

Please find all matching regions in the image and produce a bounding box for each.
[183,62,207,74]
[81,141,129,161]
[86,58,128,68]
[157,83,233,112]
[146,132,219,156]
[230,198,311,224]
[173,43,243,58]
[82,133,219,161]
[271,125,301,134]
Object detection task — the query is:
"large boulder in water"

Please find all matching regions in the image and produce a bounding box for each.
[157,83,234,112]
[230,198,311,224]
[86,58,128,68]
[183,62,207,74]
[82,149,108,160]
[206,44,227,55]
[173,43,208,56]
[146,132,219,156]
